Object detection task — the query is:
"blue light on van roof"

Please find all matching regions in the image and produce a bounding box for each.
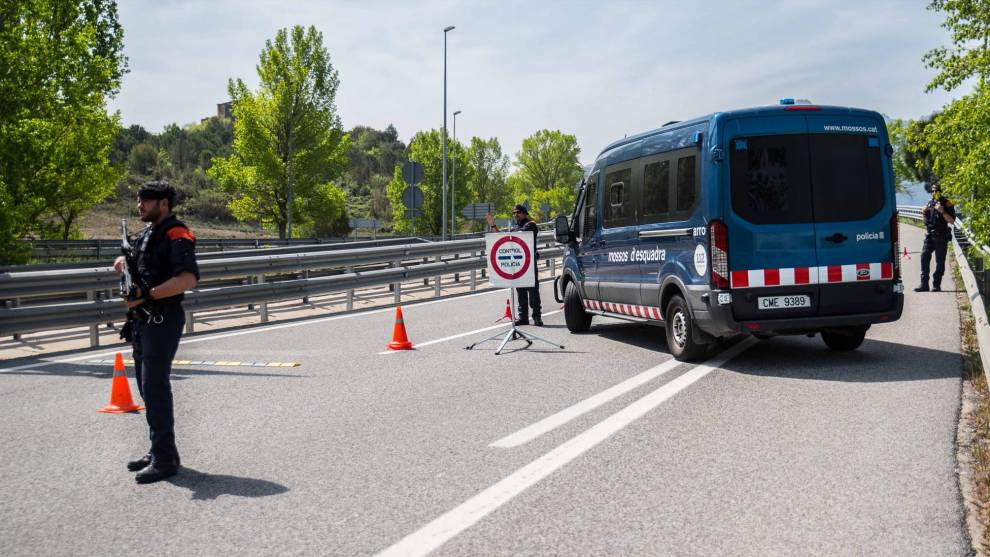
[779,98,795,105]
[867,137,879,148]
[694,131,703,145]
[734,139,748,150]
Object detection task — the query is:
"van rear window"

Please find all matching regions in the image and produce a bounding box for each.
[730,135,813,224]
[730,134,885,224]
[809,135,884,222]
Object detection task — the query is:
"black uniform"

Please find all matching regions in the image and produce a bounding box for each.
[510,218,541,322]
[920,195,955,290]
[131,215,199,466]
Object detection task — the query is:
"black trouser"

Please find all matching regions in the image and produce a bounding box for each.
[920,231,950,288]
[131,303,185,464]
[516,286,542,321]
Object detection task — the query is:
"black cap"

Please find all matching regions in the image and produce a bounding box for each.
[513,204,529,214]
[138,181,176,205]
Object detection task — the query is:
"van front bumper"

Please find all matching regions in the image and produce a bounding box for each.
[694,291,904,337]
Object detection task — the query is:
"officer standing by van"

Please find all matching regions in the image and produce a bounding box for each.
[916,180,956,292]
[113,181,199,484]
[486,205,542,326]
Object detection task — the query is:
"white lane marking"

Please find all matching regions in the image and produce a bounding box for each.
[378,310,563,355]
[1,283,553,372]
[490,356,683,448]
[375,337,756,557]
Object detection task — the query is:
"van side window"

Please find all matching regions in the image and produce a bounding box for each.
[581,173,598,242]
[675,155,697,212]
[642,160,670,221]
[603,167,634,228]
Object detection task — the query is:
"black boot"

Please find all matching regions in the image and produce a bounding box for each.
[533,316,544,326]
[135,460,179,484]
[127,454,152,472]
[914,284,929,292]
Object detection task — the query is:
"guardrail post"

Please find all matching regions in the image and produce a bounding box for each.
[434,255,442,296]
[246,277,255,311]
[470,251,477,291]
[423,257,429,286]
[454,253,460,283]
[10,298,21,341]
[347,266,354,310]
[302,270,310,304]
[87,290,99,347]
[185,311,194,334]
[393,260,402,304]
[257,274,268,323]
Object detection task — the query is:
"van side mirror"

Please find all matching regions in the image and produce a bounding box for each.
[554,215,573,244]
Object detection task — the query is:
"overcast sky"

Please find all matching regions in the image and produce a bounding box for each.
[109,0,964,165]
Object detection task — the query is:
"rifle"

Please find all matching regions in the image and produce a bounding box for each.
[120,219,140,301]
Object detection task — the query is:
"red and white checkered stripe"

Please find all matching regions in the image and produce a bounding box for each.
[583,299,664,321]
[730,262,894,288]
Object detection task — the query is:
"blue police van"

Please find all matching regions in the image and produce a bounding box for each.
[553,100,904,361]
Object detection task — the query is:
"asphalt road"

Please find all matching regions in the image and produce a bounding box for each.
[0,224,968,556]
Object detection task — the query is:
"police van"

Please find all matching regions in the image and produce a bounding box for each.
[553,100,904,361]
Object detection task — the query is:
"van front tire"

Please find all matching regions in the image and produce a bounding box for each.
[564,282,592,333]
[665,295,707,361]
[821,326,867,351]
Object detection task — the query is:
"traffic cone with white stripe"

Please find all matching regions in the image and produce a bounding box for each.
[387,306,414,350]
[495,298,512,323]
[98,352,143,413]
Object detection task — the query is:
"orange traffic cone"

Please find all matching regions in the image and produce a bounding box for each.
[495,298,513,323]
[387,307,414,350]
[902,247,911,260]
[98,353,143,413]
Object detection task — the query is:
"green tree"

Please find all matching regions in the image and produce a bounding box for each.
[386,129,469,235]
[0,0,127,261]
[468,137,511,218]
[210,25,349,238]
[924,0,990,92]
[887,118,937,190]
[514,129,583,221]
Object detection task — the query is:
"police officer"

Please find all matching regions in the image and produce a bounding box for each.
[916,180,956,292]
[486,204,542,326]
[113,181,199,484]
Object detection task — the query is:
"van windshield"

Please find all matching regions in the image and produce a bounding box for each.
[730,134,885,224]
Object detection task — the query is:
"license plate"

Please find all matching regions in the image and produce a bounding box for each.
[757,295,810,310]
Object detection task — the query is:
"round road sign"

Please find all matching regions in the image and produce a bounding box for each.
[488,235,532,281]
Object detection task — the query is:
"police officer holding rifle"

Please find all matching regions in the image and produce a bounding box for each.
[114,181,199,484]
[915,180,956,293]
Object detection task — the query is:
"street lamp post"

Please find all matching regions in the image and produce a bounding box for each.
[452,109,461,237]
[442,25,455,241]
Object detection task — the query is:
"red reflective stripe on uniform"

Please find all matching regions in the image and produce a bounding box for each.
[827,266,842,283]
[856,262,870,281]
[881,262,893,279]
[167,227,195,242]
[731,270,749,288]
[764,268,780,286]
[795,267,810,284]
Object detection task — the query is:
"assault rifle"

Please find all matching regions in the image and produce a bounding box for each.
[120,219,140,300]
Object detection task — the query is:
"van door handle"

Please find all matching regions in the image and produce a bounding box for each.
[825,233,848,243]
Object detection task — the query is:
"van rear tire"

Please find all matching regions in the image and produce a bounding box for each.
[564,281,592,333]
[821,326,867,351]
[665,295,707,361]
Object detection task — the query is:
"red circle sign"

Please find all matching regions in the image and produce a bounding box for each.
[489,235,532,280]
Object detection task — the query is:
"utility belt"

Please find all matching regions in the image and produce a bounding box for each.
[120,297,182,341]
[925,227,950,239]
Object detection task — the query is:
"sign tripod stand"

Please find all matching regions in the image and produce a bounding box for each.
[465,230,564,355]
[465,286,564,355]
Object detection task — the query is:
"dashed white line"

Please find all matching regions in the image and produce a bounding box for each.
[375,337,756,557]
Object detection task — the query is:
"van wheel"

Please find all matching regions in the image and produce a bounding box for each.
[563,281,592,333]
[664,295,706,361]
[821,327,867,351]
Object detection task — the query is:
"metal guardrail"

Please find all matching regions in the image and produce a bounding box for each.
[0,233,563,343]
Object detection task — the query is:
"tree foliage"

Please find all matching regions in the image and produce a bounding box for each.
[210,25,349,238]
[513,129,583,221]
[468,137,511,218]
[0,0,127,261]
[386,129,470,235]
[887,118,937,190]
[924,0,990,92]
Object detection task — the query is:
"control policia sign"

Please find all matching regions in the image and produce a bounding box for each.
[485,231,537,288]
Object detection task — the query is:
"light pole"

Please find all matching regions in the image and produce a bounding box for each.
[451,109,461,236]
[442,25,455,241]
